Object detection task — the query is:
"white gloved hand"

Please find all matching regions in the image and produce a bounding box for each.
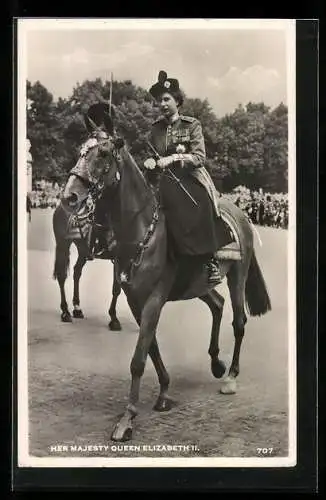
[156,156,174,169]
[144,158,157,170]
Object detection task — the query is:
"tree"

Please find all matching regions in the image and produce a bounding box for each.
[262,103,288,192]
[214,102,287,192]
[26,77,288,193]
[27,81,63,181]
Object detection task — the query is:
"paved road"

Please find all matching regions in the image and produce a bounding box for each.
[26,209,291,460]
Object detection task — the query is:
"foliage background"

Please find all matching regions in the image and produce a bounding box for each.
[27,78,288,193]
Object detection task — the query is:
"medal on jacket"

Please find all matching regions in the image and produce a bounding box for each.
[175,144,186,167]
[176,144,186,154]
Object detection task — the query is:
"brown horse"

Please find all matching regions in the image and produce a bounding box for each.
[59,132,272,442]
[52,165,123,331]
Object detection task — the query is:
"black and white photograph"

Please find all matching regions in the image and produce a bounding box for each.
[17,18,296,468]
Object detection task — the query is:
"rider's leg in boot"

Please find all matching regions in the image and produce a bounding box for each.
[86,225,97,260]
[93,197,109,258]
[93,227,109,258]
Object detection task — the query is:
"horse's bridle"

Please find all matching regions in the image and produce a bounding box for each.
[82,136,163,285]
[85,136,123,197]
[95,145,161,285]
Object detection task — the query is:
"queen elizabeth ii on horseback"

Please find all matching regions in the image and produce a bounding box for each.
[53,87,271,441]
[144,71,233,285]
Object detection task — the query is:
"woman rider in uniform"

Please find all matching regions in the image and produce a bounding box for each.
[144,71,232,285]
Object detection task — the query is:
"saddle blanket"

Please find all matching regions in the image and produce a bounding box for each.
[217,202,242,261]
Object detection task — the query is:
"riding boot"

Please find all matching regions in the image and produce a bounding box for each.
[93,227,112,259]
[86,227,96,261]
[93,237,108,258]
[206,256,222,286]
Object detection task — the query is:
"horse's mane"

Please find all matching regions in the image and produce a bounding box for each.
[119,146,154,212]
[105,144,157,256]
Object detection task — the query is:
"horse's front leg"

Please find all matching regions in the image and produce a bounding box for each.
[150,337,173,412]
[108,261,122,331]
[111,279,172,442]
[126,295,172,412]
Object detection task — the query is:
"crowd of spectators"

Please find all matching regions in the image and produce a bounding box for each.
[28,180,288,229]
[222,186,289,229]
[29,179,62,209]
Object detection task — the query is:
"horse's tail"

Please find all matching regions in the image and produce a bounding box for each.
[52,206,70,280]
[53,243,70,281]
[245,250,272,316]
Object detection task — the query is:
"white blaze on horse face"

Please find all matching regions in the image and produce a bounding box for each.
[97,130,109,139]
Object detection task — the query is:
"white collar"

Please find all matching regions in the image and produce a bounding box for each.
[166,112,180,125]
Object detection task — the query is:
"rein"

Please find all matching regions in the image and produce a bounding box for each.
[108,152,161,285]
[118,200,160,284]
[74,134,161,283]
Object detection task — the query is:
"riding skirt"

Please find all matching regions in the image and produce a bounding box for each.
[160,166,232,256]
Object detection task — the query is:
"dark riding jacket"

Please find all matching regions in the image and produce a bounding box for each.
[150,114,220,216]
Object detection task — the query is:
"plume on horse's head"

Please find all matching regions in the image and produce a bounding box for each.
[84,102,115,135]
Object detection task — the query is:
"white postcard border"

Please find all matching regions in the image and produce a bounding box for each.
[16,18,297,468]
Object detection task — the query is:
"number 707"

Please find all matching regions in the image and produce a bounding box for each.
[256,447,274,455]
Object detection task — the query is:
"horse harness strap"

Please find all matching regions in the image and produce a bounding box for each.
[66,139,122,237]
[118,203,160,284]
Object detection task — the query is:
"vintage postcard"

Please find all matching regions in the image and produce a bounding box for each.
[17,18,297,469]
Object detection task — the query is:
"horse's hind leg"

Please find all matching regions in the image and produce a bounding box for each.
[221,262,248,395]
[200,290,226,379]
[72,240,87,318]
[54,240,72,322]
[108,261,122,331]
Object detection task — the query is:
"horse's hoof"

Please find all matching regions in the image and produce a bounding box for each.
[108,319,122,331]
[153,396,174,412]
[61,311,72,323]
[211,359,226,379]
[111,424,133,442]
[73,309,84,319]
[220,376,237,394]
